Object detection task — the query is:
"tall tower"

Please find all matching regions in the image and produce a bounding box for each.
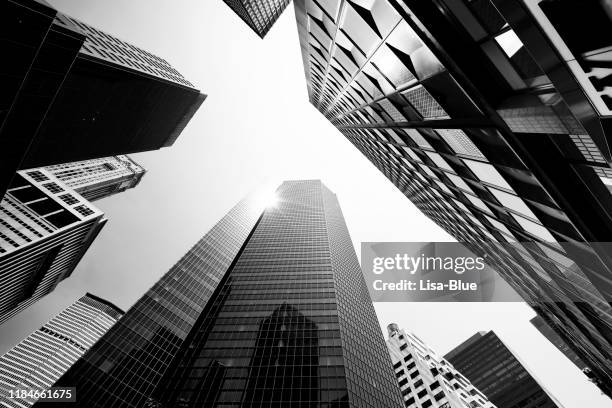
[0,3,205,197]
[222,0,292,38]
[386,324,497,408]
[293,0,612,391]
[445,331,562,408]
[42,156,146,202]
[34,181,403,408]
[0,293,123,408]
[0,169,106,325]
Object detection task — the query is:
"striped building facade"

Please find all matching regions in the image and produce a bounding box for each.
[0,293,123,408]
[0,169,106,325]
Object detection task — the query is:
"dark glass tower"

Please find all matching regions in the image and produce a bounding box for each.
[293,0,612,393]
[222,0,291,38]
[32,187,264,408]
[0,2,205,197]
[35,181,403,408]
[444,331,561,408]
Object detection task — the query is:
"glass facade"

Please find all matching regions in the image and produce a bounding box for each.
[33,191,264,408]
[0,2,205,196]
[222,0,291,38]
[445,331,562,408]
[155,180,402,408]
[293,0,612,394]
[35,181,402,408]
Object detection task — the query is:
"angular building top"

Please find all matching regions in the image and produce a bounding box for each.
[0,2,205,196]
[445,331,562,408]
[42,156,146,202]
[34,181,404,408]
[293,0,612,393]
[387,324,497,408]
[222,0,292,38]
[0,293,123,407]
[0,168,106,325]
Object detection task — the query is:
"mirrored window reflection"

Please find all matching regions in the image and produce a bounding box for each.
[488,187,539,222]
[511,214,557,242]
[425,152,454,172]
[465,193,494,216]
[463,159,513,190]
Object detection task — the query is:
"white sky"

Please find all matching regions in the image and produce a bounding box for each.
[0,1,608,407]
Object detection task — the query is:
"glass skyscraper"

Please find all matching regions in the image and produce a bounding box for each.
[0,1,205,197]
[35,181,403,408]
[293,0,612,393]
[0,293,123,408]
[445,331,562,408]
[222,0,292,38]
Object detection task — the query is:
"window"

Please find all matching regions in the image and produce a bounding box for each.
[463,159,513,190]
[425,152,455,172]
[74,205,95,217]
[59,194,79,206]
[26,171,48,182]
[43,183,64,194]
[488,188,538,221]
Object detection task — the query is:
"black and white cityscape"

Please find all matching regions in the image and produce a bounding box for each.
[0,0,611,407]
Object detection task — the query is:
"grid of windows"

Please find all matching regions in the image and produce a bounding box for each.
[74,205,94,218]
[387,325,495,408]
[37,191,265,408]
[58,194,79,206]
[0,294,122,408]
[43,156,146,202]
[56,14,194,88]
[0,172,105,325]
[42,183,63,194]
[445,331,560,408]
[157,181,403,408]
[294,0,612,393]
[222,0,292,38]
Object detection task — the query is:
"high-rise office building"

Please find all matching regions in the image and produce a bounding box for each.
[222,0,292,38]
[34,181,403,408]
[42,156,146,202]
[0,293,123,408]
[0,1,205,197]
[0,169,106,325]
[386,324,497,408]
[445,331,561,408]
[293,0,612,392]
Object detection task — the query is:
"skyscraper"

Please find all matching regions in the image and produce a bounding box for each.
[222,0,291,38]
[444,331,562,408]
[386,324,497,408]
[42,156,146,202]
[293,0,612,391]
[0,293,123,408]
[0,169,106,325]
[34,181,403,408]
[0,2,205,197]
